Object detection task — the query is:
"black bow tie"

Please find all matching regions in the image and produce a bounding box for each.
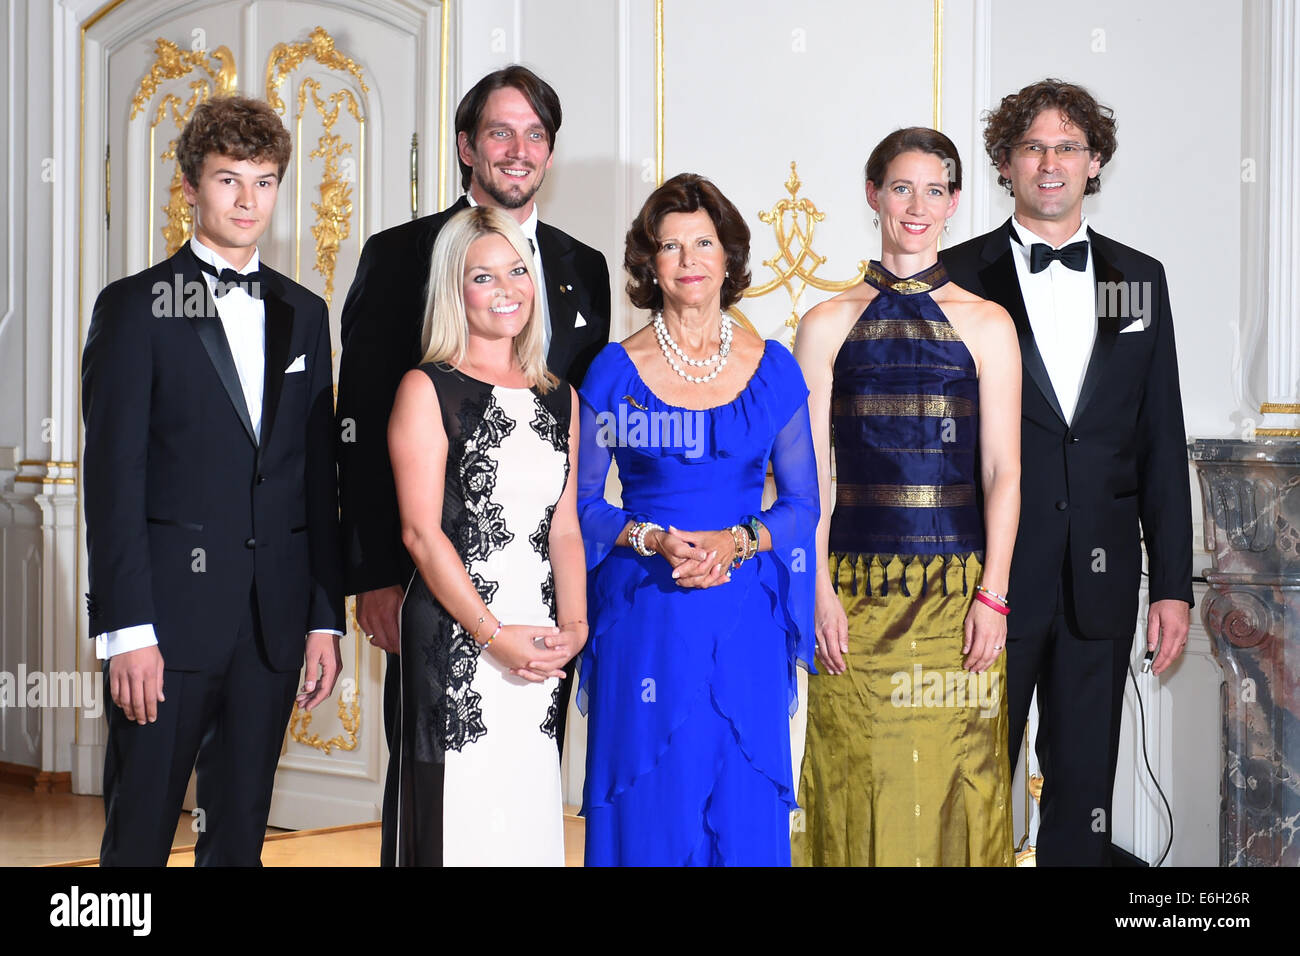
[1029,240,1089,274]
[195,256,264,298]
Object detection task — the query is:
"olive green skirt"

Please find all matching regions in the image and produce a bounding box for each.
[792,554,1013,866]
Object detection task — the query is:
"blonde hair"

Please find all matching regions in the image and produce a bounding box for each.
[418,205,557,392]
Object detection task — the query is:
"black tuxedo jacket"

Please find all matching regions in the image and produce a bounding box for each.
[941,219,1193,641]
[82,247,345,672]
[335,195,612,594]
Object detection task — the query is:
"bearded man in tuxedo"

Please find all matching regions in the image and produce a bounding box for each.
[335,65,611,865]
[941,79,1193,866]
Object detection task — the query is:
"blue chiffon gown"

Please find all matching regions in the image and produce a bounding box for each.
[576,338,818,866]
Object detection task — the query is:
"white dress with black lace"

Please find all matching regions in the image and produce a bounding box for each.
[393,364,570,866]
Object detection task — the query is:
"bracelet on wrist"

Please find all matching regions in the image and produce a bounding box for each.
[728,525,748,569]
[630,521,663,557]
[482,622,503,647]
[973,591,1010,616]
[974,584,1009,607]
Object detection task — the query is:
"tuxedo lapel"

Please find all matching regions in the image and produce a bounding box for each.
[258,271,294,454]
[179,249,258,446]
[979,221,1067,425]
[535,223,579,373]
[1071,228,1124,425]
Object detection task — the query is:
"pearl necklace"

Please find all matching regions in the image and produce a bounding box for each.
[654,312,733,384]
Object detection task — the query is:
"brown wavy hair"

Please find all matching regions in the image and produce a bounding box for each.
[983,78,1117,196]
[864,127,962,192]
[625,173,751,312]
[176,95,292,187]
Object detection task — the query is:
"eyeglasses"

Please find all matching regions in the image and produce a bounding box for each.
[1012,142,1092,159]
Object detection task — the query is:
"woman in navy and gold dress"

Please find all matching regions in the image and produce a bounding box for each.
[793,128,1022,866]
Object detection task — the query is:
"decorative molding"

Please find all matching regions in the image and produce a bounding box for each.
[931,0,943,129]
[265,26,369,299]
[654,0,663,187]
[286,596,363,755]
[127,38,237,260]
[1241,1,1300,432]
[731,162,868,343]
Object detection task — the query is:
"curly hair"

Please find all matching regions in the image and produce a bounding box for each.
[982,78,1117,196]
[625,173,751,312]
[176,95,292,187]
[865,127,962,192]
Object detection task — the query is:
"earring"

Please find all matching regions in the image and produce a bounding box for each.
[872,216,879,229]
[943,223,950,235]
[652,277,658,285]
[725,271,730,278]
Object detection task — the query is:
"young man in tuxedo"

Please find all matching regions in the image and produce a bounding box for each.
[335,65,611,864]
[82,95,345,866]
[941,79,1193,866]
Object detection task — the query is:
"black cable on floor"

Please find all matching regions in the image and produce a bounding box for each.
[1127,658,1175,866]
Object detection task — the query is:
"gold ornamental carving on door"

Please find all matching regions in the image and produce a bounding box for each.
[128,38,238,260]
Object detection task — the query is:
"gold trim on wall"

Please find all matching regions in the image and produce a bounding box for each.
[265,27,369,305]
[655,5,944,338]
[731,162,868,343]
[130,38,237,257]
[294,78,364,304]
[130,39,238,260]
[654,0,664,187]
[932,0,943,129]
[77,0,137,750]
[438,1,450,209]
[286,597,363,755]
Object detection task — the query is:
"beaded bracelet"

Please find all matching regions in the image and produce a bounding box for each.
[974,584,1008,605]
[482,622,503,646]
[630,521,663,557]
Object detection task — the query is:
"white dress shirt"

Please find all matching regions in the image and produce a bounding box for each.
[1009,216,1096,424]
[96,238,340,659]
[465,194,552,352]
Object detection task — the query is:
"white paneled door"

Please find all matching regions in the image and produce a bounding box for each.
[79,0,449,829]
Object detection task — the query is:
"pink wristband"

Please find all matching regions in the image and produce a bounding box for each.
[974,591,1010,616]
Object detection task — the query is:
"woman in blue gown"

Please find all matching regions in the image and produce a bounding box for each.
[576,174,819,866]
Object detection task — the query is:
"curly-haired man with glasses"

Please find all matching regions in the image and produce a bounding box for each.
[941,79,1192,866]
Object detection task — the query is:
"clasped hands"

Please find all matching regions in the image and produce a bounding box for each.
[489,622,587,684]
[645,525,737,589]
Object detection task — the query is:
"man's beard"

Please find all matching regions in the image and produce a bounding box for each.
[479,167,544,209]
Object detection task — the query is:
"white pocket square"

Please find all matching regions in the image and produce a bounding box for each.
[574,311,588,329]
[285,354,306,373]
[1119,319,1144,334]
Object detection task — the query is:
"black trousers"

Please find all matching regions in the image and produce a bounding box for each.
[1006,582,1132,867]
[100,590,299,866]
